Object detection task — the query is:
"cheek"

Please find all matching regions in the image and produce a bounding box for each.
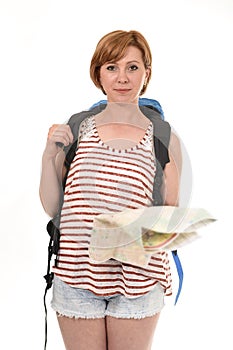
[132,74,145,88]
[100,73,115,87]
[99,68,110,82]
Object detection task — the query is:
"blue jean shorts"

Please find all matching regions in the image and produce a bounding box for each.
[51,275,164,319]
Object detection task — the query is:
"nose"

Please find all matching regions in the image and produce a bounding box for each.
[117,69,129,84]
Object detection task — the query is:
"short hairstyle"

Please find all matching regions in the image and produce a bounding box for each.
[90,30,152,95]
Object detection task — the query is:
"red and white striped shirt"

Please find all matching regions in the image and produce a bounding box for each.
[53,116,172,297]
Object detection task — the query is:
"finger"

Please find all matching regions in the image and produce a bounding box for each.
[63,124,74,144]
[48,132,69,147]
[53,131,71,146]
[48,124,73,146]
[55,127,73,146]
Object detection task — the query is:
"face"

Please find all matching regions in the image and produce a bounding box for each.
[99,46,150,104]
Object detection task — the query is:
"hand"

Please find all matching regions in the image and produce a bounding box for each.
[44,124,74,158]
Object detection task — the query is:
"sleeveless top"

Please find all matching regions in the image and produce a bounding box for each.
[53,116,172,298]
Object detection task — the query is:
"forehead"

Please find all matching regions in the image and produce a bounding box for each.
[108,46,143,64]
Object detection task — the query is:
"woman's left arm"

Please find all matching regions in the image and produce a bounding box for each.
[162,132,182,206]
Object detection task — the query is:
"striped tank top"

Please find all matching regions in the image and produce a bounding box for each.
[53,116,172,297]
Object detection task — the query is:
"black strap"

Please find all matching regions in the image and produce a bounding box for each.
[43,221,60,349]
[43,274,53,350]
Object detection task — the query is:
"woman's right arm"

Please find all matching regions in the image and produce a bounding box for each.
[39,124,73,218]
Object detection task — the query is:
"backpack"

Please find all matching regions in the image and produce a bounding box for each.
[43,98,183,349]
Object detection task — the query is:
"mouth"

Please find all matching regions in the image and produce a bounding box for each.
[114,89,131,93]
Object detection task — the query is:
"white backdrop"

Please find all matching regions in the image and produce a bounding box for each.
[0,0,232,349]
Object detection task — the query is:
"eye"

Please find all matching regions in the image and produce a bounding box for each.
[128,65,139,71]
[106,65,117,71]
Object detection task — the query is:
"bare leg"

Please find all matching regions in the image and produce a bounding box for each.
[57,315,107,350]
[106,313,160,350]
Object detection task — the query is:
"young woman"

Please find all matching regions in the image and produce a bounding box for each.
[40,30,182,350]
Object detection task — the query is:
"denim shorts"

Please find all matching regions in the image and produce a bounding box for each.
[51,275,164,319]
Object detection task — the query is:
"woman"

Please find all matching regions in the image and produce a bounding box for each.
[40,30,182,350]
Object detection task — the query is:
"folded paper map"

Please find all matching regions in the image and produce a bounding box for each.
[89,206,216,268]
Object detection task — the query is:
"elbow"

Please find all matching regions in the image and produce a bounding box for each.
[41,201,59,219]
[39,191,60,218]
[164,197,179,207]
[45,208,59,219]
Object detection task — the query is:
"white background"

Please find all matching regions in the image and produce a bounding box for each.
[0,0,232,349]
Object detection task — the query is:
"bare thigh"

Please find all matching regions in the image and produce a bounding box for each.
[106,313,161,350]
[57,315,107,350]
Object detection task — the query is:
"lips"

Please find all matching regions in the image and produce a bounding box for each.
[114,89,131,93]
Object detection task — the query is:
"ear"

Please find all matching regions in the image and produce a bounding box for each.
[145,67,151,80]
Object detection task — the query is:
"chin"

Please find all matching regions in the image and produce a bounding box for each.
[109,95,138,104]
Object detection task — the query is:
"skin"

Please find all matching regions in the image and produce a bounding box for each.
[39,46,182,350]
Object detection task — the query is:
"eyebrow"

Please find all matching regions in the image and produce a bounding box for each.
[126,60,140,64]
[105,60,141,65]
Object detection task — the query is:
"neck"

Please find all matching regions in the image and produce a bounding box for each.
[95,102,149,128]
